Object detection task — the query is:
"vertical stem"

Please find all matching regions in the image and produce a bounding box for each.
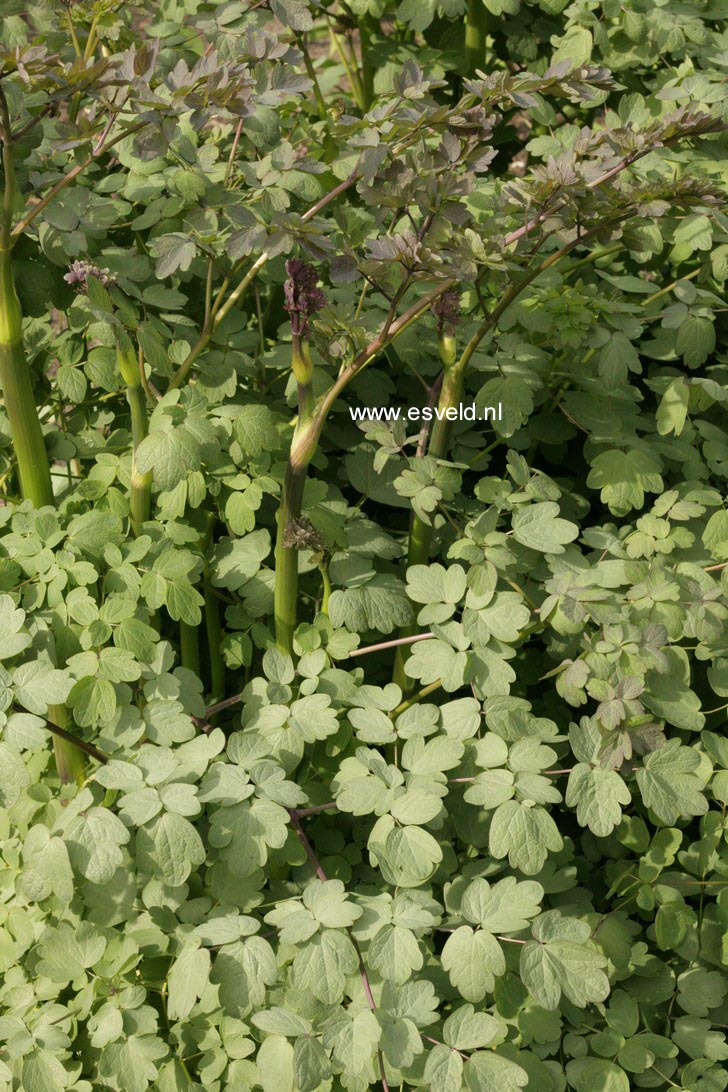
[274,456,309,655]
[0,252,54,507]
[83,16,99,62]
[327,20,366,111]
[465,0,488,76]
[127,383,152,533]
[47,704,86,785]
[298,34,329,124]
[65,9,83,58]
[1,97,83,784]
[116,335,151,536]
[204,570,225,703]
[180,622,201,677]
[318,561,331,617]
[408,362,465,566]
[274,333,320,655]
[0,91,54,509]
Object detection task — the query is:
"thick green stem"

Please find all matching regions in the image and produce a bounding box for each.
[180,622,201,677]
[1,96,83,783]
[127,383,151,533]
[204,571,225,703]
[48,703,86,785]
[272,284,454,654]
[274,454,310,655]
[409,362,466,567]
[465,0,488,75]
[274,333,321,654]
[0,252,54,507]
[117,336,151,536]
[0,90,54,509]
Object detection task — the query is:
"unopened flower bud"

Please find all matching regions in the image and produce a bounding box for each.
[283,259,326,338]
[432,290,461,367]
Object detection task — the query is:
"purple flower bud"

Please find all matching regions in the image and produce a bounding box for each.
[432,289,461,333]
[284,258,326,337]
[63,261,116,292]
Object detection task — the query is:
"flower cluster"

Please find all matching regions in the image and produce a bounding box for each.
[431,288,461,333]
[63,261,116,291]
[281,516,325,553]
[283,259,326,337]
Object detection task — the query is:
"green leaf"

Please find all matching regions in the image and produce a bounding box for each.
[442,927,506,1001]
[520,912,610,1010]
[656,377,690,436]
[671,1016,728,1062]
[145,813,206,887]
[321,1009,381,1076]
[22,1051,70,1092]
[19,826,74,903]
[703,510,728,561]
[99,1035,166,1092]
[329,573,413,634]
[367,923,423,984]
[551,26,592,68]
[149,232,196,278]
[636,740,709,825]
[234,404,281,456]
[0,741,30,808]
[444,1005,504,1050]
[512,502,578,554]
[167,943,211,1020]
[0,594,31,659]
[135,428,200,491]
[407,563,467,606]
[424,1043,463,1092]
[291,930,359,1004]
[211,938,277,1017]
[293,1035,331,1092]
[489,800,563,875]
[13,662,73,715]
[587,449,663,515]
[67,675,117,727]
[476,375,533,438]
[566,1058,630,1092]
[643,649,705,731]
[302,879,362,928]
[66,806,130,883]
[676,314,715,369]
[566,765,631,837]
[256,1036,294,1092]
[461,876,543,933]
[406,637,468,691]
[597,334,640,389]
[37,920,106,984]
[378,823,443,888]
[396,0,436,32]
[463,1051,528,1092]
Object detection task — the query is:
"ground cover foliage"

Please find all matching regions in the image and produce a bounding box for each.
[0,1,727,1090]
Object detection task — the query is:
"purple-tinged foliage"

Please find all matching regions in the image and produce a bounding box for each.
[283,259,326,337]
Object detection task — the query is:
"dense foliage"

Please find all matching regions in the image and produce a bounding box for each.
[0,2,727,1090]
